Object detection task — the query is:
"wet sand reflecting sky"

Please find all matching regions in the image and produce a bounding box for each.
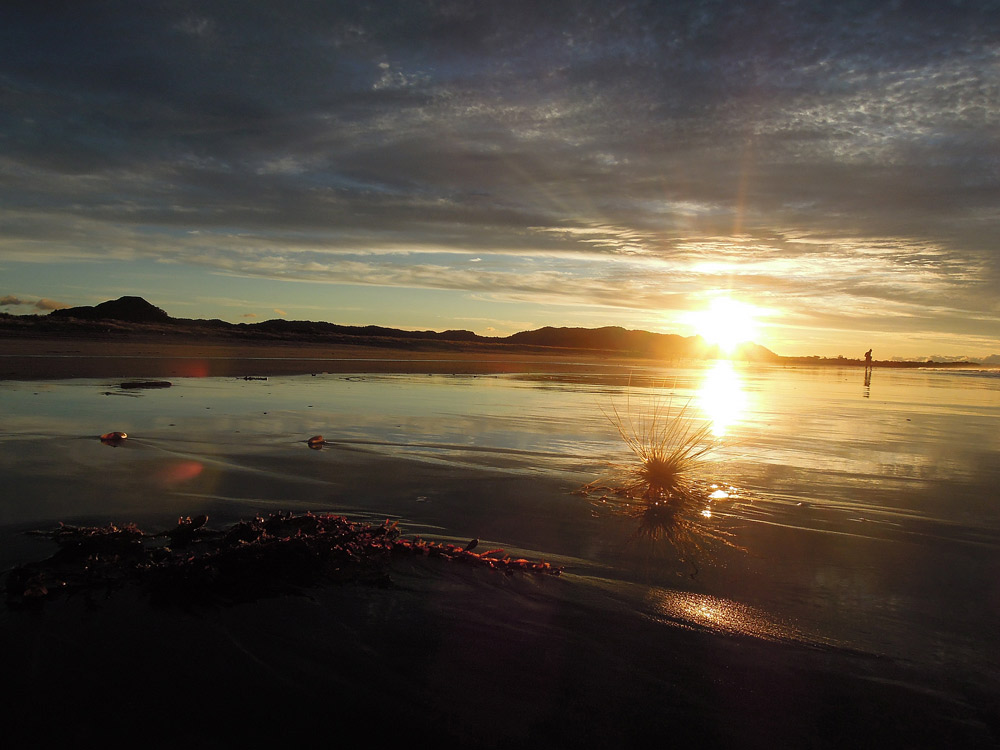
[1,362,998,744]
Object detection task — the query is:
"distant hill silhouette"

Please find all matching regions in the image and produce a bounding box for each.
[37,295,780,361]
[1,295,981,366]
[248,317,484,344]
[50,296,170,324]
[508,326,684,352]
[507,326,778,361]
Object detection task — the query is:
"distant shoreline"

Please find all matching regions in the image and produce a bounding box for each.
[0,295,781,364]
[0,334,643,380]
[0,331,984,380]
[771,356,985,369]
[2,296,987,373]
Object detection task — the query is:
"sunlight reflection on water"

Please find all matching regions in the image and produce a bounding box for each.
[646,588,814,644]
[696,360,748,436]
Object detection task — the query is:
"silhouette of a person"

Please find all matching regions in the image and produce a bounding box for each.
[864,349,872,369]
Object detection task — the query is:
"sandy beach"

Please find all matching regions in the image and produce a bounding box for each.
[1,344,998,747]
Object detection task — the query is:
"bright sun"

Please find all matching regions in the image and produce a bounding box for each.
[691,298,760,354]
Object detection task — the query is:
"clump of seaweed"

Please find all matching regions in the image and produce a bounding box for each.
[581,391,741,564]
[5,513,560,608]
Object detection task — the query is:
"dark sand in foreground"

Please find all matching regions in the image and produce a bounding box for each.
[4,452,992,748]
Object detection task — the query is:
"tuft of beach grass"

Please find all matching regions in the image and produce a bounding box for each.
[583,388,742,563]
[603,393,716,503]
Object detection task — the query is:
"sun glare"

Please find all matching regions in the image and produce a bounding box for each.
[691,298,760,354]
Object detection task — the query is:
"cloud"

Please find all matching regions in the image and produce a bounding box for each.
[1,294,68,310]
[273,309,288,317]
[240,312,258,319]
[34,298,69,310]
[927,354,975,363]
[0,1,997,356]
[175,16,214,39]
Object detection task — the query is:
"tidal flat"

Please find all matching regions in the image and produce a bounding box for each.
[1,361,998,746]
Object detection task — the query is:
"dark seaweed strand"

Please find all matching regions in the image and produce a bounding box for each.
[5,513,561,608]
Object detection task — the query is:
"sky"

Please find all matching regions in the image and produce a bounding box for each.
[1,0,998,361]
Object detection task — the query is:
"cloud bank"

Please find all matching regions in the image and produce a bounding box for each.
[1,0,998,357]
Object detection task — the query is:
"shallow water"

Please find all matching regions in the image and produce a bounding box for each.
[1,362,998,745]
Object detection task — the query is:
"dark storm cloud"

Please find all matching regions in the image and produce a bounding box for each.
[1,0,998,350]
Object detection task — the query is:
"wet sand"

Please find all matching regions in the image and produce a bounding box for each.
[1,357,998,747]
[3,450,994,748]
[4,558,988,749]
[0,335,633,379]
